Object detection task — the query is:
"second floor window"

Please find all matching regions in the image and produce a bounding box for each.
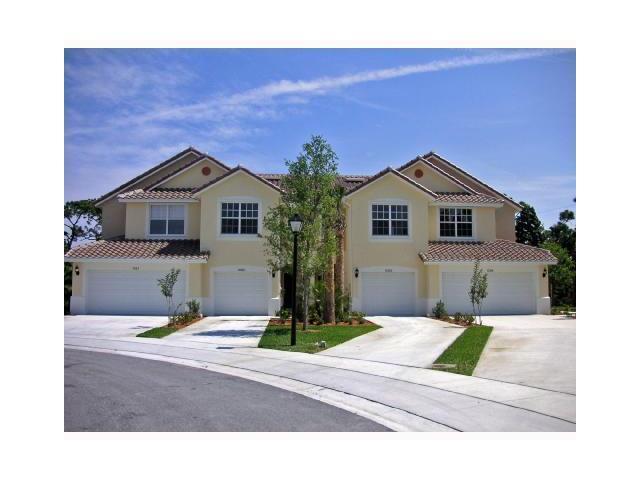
[149,205,185,235]
[372,203,409,237]
[439,207,472,238]
[221,202,259,235]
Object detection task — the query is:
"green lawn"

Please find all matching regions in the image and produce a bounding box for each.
[258,321,380,354]
[433,325,493,376]
[136,326,179,338]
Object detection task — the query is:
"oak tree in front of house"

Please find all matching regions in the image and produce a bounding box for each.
[263,135,341,329]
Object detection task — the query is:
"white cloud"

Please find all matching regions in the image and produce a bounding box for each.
[66,49,570,135]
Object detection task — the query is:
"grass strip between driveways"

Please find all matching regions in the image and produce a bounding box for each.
[258,321,380,354]
[433,325,493,376]
[136,326,180,338]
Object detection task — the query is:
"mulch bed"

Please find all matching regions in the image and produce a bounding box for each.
[167,315,205,330]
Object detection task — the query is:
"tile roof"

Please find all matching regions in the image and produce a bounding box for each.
[344,167,437,198]
[95,147,198,205]
[118,188,196,200]
[65,239,209,262]
[192,165,285,195]
[256,173,370,192]
[397,155,477,193]
[422,152,522,210]
[434,192,504,205]
[418,240,557,263]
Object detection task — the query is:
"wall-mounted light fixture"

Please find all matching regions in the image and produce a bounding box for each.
[542,267,547,278]
[354,267,359,278]
[74,265,80,276]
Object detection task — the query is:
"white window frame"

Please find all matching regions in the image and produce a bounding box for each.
[217,196,262,240]
[437,207,475,240]
[146,203,187,238]
[368,199,411,242]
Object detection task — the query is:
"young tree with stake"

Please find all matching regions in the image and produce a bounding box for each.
[157,268,181,326]
[469,260,488,325]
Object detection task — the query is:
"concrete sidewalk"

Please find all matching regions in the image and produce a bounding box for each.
[64,333,576,432]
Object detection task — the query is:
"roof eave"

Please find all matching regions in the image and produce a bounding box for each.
[64,256,209,264]
[420,259,558,265]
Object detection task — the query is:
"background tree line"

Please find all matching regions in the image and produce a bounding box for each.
[515,200,576,307]
[64,200,102,313]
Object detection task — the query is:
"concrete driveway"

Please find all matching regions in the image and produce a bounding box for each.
[474,315,576,394]
[166,316,270,348]
[64,315,168,338]
[64,315,270,348]
[319,316,464,368]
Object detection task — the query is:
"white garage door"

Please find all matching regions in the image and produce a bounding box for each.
[213,271,269,315]
[86,268,186,315]
[361,271,416,316]
[442,271,536,315]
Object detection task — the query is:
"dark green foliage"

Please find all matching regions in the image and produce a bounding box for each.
[559,210,575,223]
[262,136,341,327]
[433,326,493,376]
[64,199,102,252]
[186,299,201,314]
[546,221,576,260]
[334,287,351,322]
[64,262,72,314]
[542,240,576,306]
[515,201,545,246]
[432,300,447,319]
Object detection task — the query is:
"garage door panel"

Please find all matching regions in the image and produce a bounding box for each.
[361,271,415,316]
[86,269,186,315]
[213,271,268,315]
[442,271,536,315]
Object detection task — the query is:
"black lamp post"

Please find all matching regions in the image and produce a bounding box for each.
[289,213,302,346]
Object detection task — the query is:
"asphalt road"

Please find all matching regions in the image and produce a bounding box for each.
[64,349,390,432]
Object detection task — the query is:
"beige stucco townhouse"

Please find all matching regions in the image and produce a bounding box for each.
[65,147,557,316]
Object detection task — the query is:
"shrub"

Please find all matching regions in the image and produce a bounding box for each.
[277,307,291,320]
[453,312,464,323]
[335,287,351,322]
[170,311,199,326]
[432,300,447,319]
[186,299,201,315]
[463,314,476,326]
[310,279,325,323]
[350,311,366,323]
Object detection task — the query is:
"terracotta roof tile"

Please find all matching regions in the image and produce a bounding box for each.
[255,174,370,192]
[65,239,209,261]
[118,188,196,200]
[434,192,504,205]
[344,167,437,198]
[419,240,557,263]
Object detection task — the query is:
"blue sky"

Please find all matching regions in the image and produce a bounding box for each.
[64,48,575,227]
